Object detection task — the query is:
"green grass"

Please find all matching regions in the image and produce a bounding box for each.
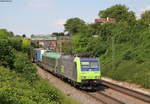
[0,66,79,104]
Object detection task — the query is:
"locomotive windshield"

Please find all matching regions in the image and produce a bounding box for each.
[80,59,100,71]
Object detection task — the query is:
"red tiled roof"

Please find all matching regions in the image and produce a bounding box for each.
[95,17,116,23]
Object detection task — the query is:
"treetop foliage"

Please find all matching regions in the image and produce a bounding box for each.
[141,10,150,25]
[0,29,31,69]
[64,17,86,35]
[0,29,13,39]
[98,4,136,23]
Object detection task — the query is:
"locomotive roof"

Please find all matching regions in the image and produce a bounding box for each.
[43,52,61,59]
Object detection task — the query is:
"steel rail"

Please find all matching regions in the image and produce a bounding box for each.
[84,91,125,104]
[101,80,150,103]
[96,91,125,104]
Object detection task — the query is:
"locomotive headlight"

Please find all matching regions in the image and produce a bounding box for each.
[81,76,86,79]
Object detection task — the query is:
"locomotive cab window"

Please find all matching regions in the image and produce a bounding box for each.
[90,62,99,68]
[81,61,99,71]
[81,62,90,68]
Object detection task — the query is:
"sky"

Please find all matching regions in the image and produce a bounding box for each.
[0,0,150,37]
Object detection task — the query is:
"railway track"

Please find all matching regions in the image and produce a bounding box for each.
[84,80,150,104]
[37,65,150,104]
[84,91,125,104]
[101,80,150,104]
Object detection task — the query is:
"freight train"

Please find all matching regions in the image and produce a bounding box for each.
[33,48,101,90]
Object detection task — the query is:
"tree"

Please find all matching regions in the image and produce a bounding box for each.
[99,4,136,23]
[0,29,10,39]
[86,38,107,57]
[72,34,89,53]
[0,40,15,68]
[9,31,14,37]
[141,10,150,25]
[8,37,22,51]
[98,22,118,41]
[64,18,86,35]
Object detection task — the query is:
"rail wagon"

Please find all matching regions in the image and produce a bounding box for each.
[33,48,45,63]
[40,51,101,89]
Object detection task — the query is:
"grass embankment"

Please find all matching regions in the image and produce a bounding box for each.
[0,29,79,104]
[0,66,78,104]
[101,31,150,89]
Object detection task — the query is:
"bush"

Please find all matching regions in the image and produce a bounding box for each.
[101,59,150,89]
[8,37,22,51]
[101,39,150,89]
[13,52,37,82]
[0,66,73,104]
[0,29,78,104]
[0,40,15,68]
[0,29,11,39]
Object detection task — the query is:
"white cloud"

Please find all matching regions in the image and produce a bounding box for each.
[51,19,66,32]
[141,6,150,12]
[136,6,150,19]
[55,19,66,25]
[28,0,54,9]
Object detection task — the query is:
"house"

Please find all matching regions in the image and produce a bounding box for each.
[31,34,57,51]
[95,17,116,24]
[31,34,70,52]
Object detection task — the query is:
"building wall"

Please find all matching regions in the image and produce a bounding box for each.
[31,35,70,52]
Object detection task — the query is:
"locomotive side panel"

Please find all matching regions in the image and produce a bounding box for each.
[42,55,56,72]
[41,52,61,72]
[56,55,77,81]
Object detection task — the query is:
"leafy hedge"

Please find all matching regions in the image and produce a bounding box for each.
[101,30,150,88]
[0,29,78,104]
[0,66,75,104]
[0,51,76,104]
[13,52,38,83]
[0,39,15,68]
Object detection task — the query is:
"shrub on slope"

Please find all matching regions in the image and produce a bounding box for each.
[0,66,64,104]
